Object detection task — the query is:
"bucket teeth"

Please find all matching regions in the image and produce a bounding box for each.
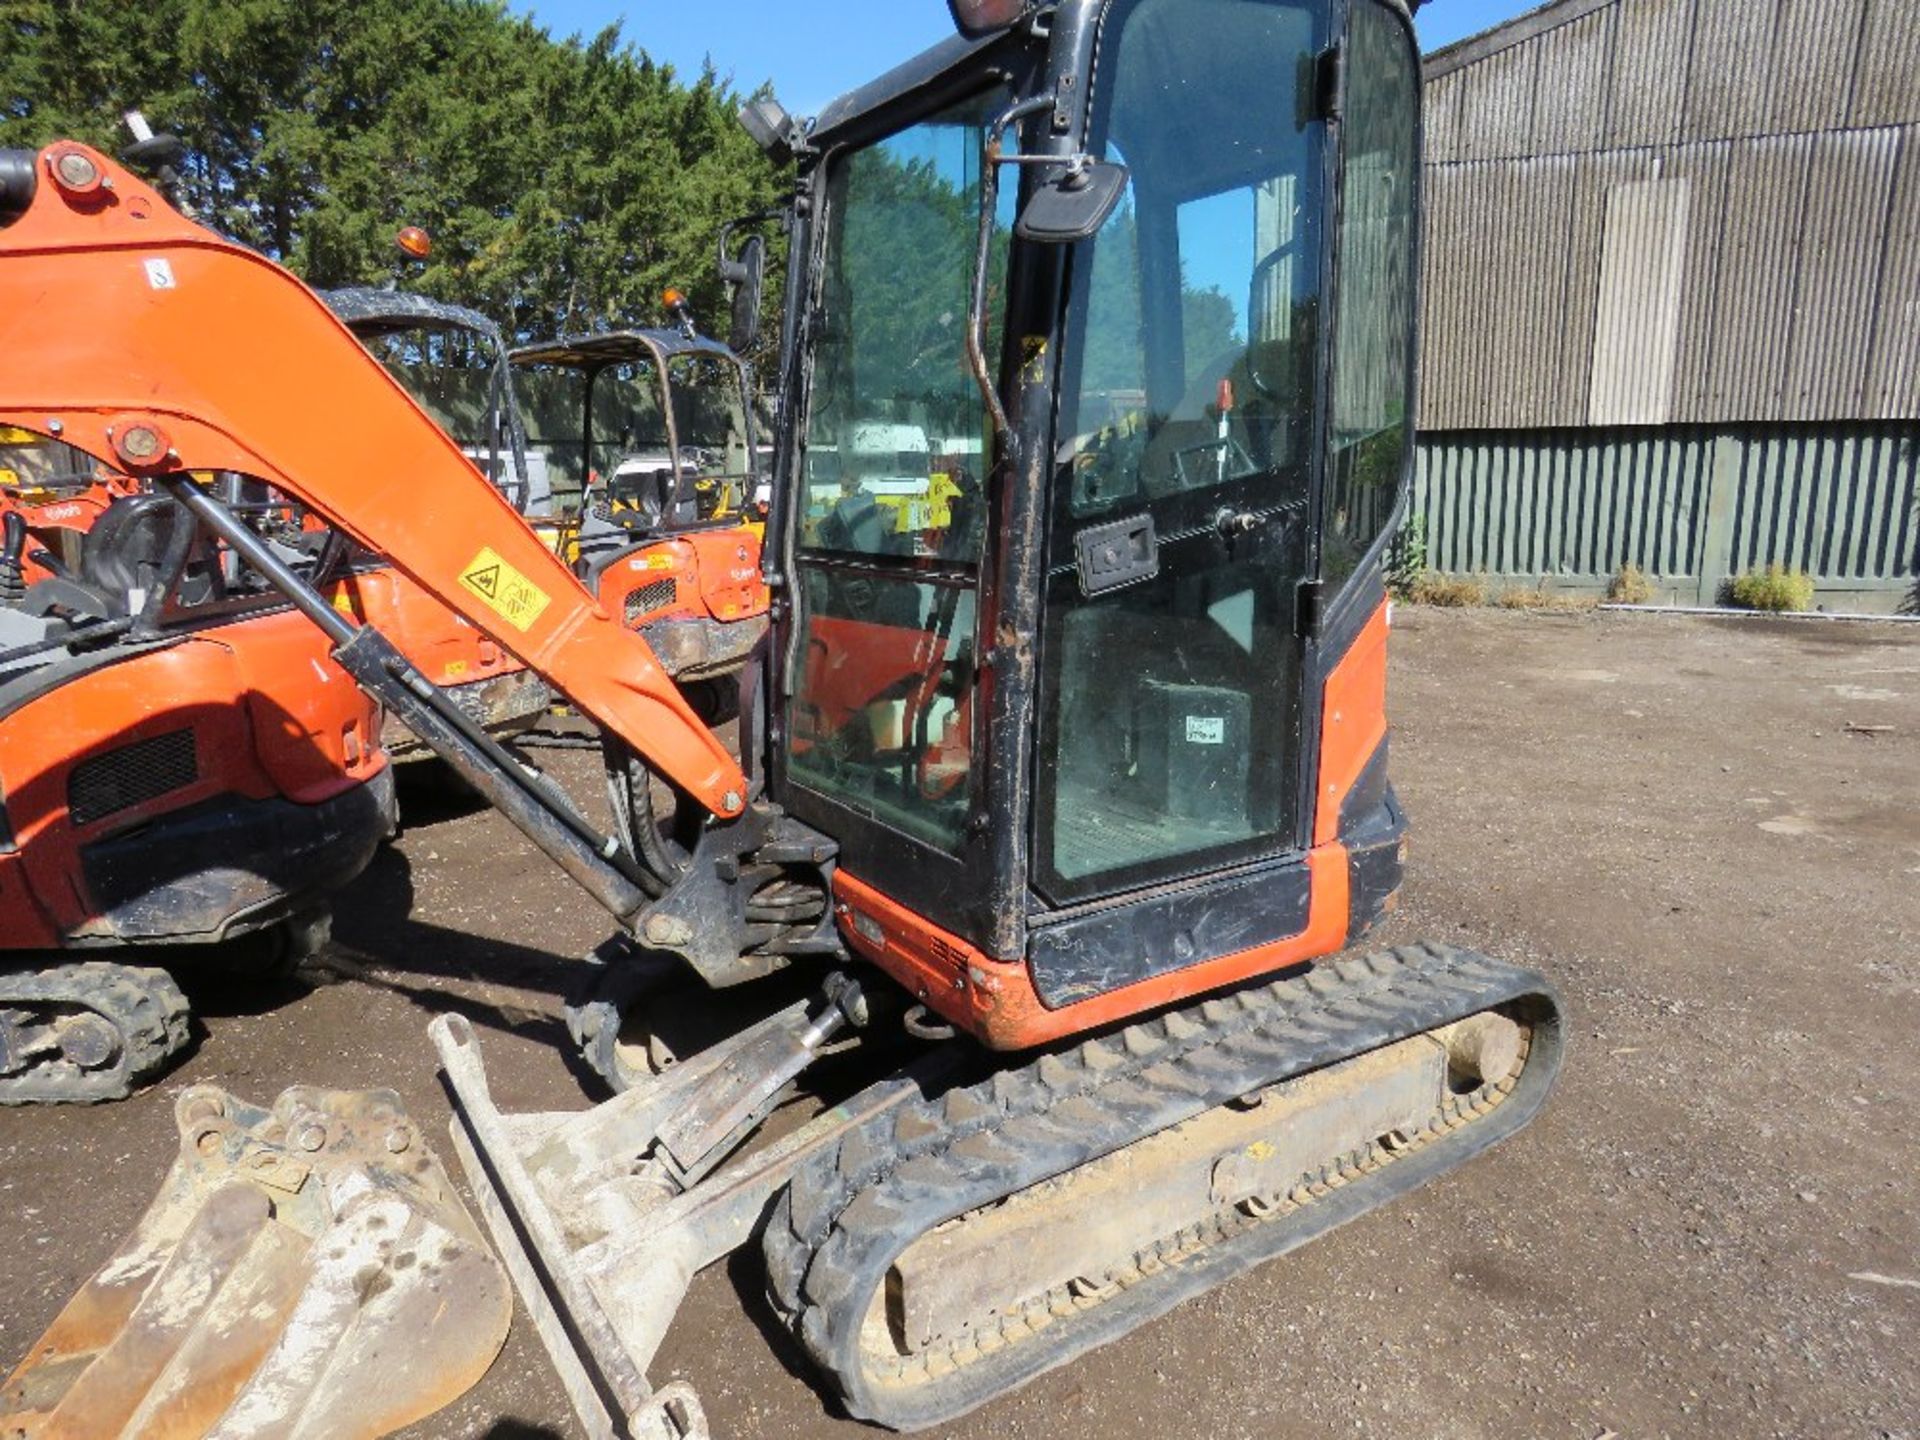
[1,1085,511,1440]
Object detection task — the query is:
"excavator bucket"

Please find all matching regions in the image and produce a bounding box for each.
[0,1083,511,1440]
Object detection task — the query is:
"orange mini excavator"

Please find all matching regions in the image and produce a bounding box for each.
[0,1,1561,1434]
[322,284,771,747]
[0,426,393,1104]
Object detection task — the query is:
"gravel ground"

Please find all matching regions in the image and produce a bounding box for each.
[2,607,1916,1440]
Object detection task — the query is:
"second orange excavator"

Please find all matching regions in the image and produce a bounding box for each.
[0,428,392,1104]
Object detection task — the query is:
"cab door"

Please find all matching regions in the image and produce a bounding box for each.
[1031,11,1330,906]
[774,84,1019,940]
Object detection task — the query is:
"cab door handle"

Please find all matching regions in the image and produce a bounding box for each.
[1214,507,1263,539]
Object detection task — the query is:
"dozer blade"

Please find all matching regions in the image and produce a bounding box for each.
[1,1083,511,1440]
[428,996,944,1440]
[435,946,1563,1436]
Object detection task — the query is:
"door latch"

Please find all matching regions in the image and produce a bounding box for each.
[1074,513,1158,597]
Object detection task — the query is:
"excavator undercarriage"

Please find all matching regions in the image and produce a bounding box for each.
[438,944,1560,1435]
[0,437,394,1106]
[0,963,190,1107]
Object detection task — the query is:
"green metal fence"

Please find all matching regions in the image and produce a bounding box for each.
[1410,422,1919,612]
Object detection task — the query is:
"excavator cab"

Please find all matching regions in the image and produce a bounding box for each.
[325,287,549,517]
[510,328,763,542]
[504,330,772,711]
[767,0,1422,1039]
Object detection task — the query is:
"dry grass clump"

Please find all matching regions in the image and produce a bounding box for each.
[1403,573,1487,607]
[1496,587,1598,612]
[1608,565,1655,604]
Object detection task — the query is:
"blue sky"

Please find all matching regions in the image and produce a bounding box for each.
[520,1,1537,115]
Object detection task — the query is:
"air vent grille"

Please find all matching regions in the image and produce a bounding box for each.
[68,728,198,826]
[624,579,679,623]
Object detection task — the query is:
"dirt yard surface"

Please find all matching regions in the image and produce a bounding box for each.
[3,608,1916,1440]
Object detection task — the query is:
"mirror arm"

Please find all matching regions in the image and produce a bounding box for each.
[968,92,1059,464]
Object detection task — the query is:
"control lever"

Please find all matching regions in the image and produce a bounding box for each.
[27,547,72,580]
[0,512,25,603]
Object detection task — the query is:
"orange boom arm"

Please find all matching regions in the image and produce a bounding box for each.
[0,143,746,816]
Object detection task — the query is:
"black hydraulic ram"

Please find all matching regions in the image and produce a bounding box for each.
[159,477,652,923]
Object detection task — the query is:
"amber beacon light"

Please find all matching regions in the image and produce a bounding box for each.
[947,0,1033,37]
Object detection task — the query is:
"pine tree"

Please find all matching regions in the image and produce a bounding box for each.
[1,0,788,345]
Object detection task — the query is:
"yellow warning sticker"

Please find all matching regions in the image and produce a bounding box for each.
[459,547,551,633]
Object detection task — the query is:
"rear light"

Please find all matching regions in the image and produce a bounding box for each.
[849,909,886,947]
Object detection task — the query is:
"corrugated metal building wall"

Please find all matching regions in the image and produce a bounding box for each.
[1414,0,1919,610]
[1414,423,1917,606]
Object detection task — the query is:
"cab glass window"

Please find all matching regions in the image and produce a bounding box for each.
[1323,0,1418,585]
[799,97,1009,565]
[1036,0,1329,900]
[785,88,1012,852]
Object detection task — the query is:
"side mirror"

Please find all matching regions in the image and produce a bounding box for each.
[948,0,1034,38]
[718,227,766,356]
[1015,161,1129,244]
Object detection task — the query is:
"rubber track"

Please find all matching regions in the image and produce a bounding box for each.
[0,962,192,1105]
[763,942,1564,1430]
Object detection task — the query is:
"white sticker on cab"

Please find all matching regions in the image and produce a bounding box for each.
[1185,716,1226,745]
